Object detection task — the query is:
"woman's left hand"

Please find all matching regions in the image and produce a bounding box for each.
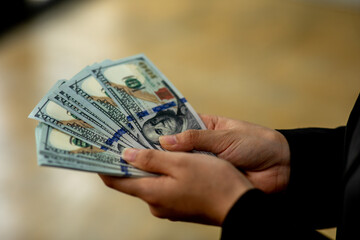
[99,148,253,226]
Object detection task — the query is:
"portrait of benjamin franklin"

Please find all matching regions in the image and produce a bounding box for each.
[141,109,187,145]
[141,102,200,145]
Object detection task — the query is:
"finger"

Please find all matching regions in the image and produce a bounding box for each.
[99,174,158,198]
[199,114,219,130]
[122,148,178,175]
[159,129,228,153]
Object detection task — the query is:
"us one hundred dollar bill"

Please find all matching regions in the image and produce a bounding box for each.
[90,55,206,149]
[29,81,125,155]
[29,54,207,177]
[36,123,153,177]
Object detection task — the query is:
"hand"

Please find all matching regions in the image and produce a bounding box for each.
[100,149,253,226]
[159,114,290,193]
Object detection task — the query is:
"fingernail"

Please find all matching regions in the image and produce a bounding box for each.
[159,135,177,145]
[122,148,139,162]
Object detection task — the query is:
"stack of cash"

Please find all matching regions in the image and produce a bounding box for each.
[29,54,206,177]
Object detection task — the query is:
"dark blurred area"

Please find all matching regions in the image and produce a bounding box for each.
[0,0,70,35]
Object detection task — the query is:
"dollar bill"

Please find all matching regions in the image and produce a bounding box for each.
[36,123,153,177]
[30,54,209,177]
[90,54,206,149]
[38,153,146,177]
[49,80,143,149]
[60,68,152,148]
[50,80,115,138]
[29,81,125,155]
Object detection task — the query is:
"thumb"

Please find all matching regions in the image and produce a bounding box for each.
[122,148,175,175]
[159,129,228,154]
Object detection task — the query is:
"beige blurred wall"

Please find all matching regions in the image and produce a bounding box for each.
[0,0,359,239]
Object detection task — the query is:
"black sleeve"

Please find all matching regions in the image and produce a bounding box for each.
[221,127,345,240]
[279,127,345,229]
[221,189,332,240]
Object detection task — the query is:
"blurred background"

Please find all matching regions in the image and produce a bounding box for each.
[0,0,359,239]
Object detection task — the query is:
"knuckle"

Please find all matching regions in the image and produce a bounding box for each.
[223,129,234,139]
[149,206,166,219]
[139,149,157,167]
[144,194,159,206]
[142,185,162,206]
[102,177,114,189]
[140,149,156,160]
[172,154,187,168]
[134,181,151,198]
[183,129,200,144]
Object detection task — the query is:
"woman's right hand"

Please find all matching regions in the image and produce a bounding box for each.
[160,114,291,194]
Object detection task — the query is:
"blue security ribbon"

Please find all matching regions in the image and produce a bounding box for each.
[180,98,187,103]
[105,128,127,145]
[127,99,186,122]
[127,123,134,129]
[120,157,130,176]
[152,101,176,112]
[136,110,149,118]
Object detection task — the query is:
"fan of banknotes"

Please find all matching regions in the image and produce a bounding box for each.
[29,54,206,177]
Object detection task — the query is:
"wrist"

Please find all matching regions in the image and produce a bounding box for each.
[215,171,254,226]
